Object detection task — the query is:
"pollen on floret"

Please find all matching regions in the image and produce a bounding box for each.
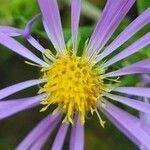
[39,53,108,125]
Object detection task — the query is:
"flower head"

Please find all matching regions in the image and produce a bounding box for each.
[39,54,106,124]
[0,0,150,149]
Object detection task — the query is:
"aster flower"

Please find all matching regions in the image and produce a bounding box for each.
[0,0,150,149]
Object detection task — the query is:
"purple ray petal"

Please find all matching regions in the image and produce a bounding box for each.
[0,25,46,54]
[0,26,23,36]
[30,115,62,150]
[21,15,45,53]
[70,113,84,150]
[0,94,46,120]
[105,67,150,77]
[140,121,150,137]
[52,123,69,150]
[23,14,40,39]
[141,74,150,84]
[0,32,48,67]
[26,34,56,62]
[26,35,45,53]
[104,93,150,113]
[42,19,63,54]
[104,59,150,77]
[96,8,150,62]
[112,87,150,98]
[38,0,66,54]
[140,98,150,125]
[103,32,150,68]
[71,0,81,53]
[22,15,51,55]
[87,0,135,58]
[124,59,150,69]
[16,112,62,150]
[0,79,45,100]
[99,100,150,149]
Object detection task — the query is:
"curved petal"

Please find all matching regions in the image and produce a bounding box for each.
[104,93,150,113]
[96,8,150,62]
[22,15,52,55]
[112,87,150,98]
[23,14,40,38]
[99,100,150,149]
[0,79,45,100]
[16,112,62,150]
[52,123,69,150]
[0,32,48,67]
[87,0,135,58]
[21,14,45,53]
[71,0,81,53]
[0,25,46,54]
[70,113,84,150]
[103,32,150,68]
[38,0,66,54]
[0,94,46,120]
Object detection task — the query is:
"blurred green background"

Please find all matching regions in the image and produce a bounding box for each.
[0,0,150,150]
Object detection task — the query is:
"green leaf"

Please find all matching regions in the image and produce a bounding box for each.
[36,26,93,56]
[137,0,150,14]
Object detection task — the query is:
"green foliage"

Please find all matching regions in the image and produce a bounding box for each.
[137,0,150,14]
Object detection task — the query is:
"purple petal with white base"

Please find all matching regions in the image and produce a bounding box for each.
[99,100,150,149]
[87,0,135,58]
[52,123,69,150]
[16,112,62,150]
[71,0,81,53]
[112,87,150,98]
[104,93,150,113]
[38,0,66,54]
[103,32,150,68]
[0,79,45,100]
[96,8,150,62]
[0,94,46,120]
[0,32,48,67]
[70,113,84,150]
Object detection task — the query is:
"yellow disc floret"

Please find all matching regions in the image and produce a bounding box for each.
[39,54,106,124]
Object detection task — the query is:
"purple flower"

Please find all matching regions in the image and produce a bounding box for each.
[0,0,150,149]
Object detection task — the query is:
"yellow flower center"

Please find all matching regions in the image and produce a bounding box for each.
[39,54,107,125]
